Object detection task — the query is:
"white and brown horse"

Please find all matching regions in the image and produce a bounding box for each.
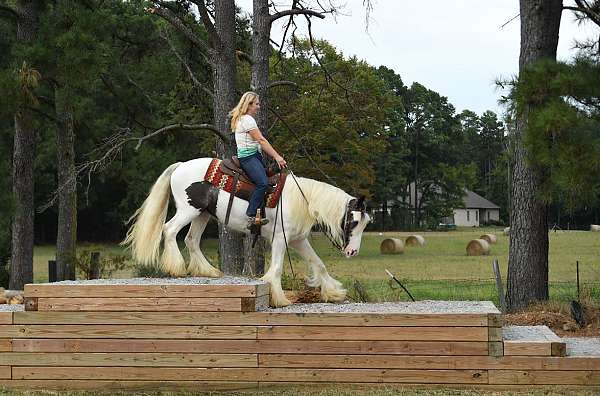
[122,157,370,307]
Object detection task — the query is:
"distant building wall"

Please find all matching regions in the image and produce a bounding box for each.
[453,209,479,227]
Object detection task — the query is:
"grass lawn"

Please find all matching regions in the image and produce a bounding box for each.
[32,227,600,304]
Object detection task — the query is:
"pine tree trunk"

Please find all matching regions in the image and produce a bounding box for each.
[506,0,562,312]
[55,87,77,281]
[9,0,43,290]
[214,0,245,275]
[243,0,272,277]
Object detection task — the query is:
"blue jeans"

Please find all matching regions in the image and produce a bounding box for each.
[239,152,268,217]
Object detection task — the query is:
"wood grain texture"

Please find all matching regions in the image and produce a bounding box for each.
[504,341,551,356]
[0,366,9,379]
[0,380,259,391]
[14,311,489,326]
[36,297,251,312]
[258,354,600,370]
[10,339,488,355]
[489,369,600,385]
[0,352,257,367]
[0,325,256,339]
[12,367,488,383]
[257,326,488,341]
[0,312,12,324]
[24,283,269,298]
[0,340,11,352]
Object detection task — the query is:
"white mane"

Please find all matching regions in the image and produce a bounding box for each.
[283,177,352,244]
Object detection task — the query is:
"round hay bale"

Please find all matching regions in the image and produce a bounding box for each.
[380,238,404,254]
[479,233,497,244]
[405,234,426,246]
[503,227,510,236]
[466,239,490,256]
[591,225,600,232]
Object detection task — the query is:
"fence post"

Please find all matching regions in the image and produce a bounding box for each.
[492,259,506,313]
[48,260,57,283]
[89,252,101,280]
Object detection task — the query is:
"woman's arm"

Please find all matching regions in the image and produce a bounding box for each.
[248,128,287,168]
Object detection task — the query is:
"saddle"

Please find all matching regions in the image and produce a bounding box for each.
[204,157,287,227]
[219,156,280,188]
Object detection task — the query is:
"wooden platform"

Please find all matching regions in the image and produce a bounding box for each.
[0,278,597,391]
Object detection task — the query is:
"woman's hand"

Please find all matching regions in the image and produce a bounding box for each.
[275,155,287,169]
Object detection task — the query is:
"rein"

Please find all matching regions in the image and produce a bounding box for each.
[286,169,349,252]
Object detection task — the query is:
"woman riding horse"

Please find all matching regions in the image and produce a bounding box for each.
[229,92,287,229]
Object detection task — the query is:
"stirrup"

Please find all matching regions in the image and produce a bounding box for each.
[246,216,269,230]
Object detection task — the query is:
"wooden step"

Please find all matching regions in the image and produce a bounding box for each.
[503,326,566,357]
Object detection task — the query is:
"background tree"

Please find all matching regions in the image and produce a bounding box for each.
[506,0,563,312]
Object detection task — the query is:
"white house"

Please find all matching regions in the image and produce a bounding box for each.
[452,189,500,227]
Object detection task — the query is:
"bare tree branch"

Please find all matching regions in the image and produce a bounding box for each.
[189,0,222,48]
[148,5,213,57]
[565,1,600,26]
[268,80,298,89]
[134,123,228,150]
[271,8,326,22]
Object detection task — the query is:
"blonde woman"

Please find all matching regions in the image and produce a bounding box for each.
[229,92,287,228]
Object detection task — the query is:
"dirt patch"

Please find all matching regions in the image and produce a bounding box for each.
[504,303,600,337]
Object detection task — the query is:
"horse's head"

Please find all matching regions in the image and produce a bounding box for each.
[342,195,371,258]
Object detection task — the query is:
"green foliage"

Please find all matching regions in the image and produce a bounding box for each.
[74,247,130,279]
[512,57,600,209]
[132,262,170,278]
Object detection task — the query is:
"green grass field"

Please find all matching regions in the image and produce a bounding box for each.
[32,227,600,305]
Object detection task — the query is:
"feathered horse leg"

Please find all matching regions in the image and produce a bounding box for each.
[261,236,292,307]
[290,238,346,303]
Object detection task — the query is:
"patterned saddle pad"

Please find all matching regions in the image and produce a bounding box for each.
[204,158,286,208]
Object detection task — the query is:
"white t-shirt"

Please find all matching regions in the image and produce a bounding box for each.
[234,114,261,158]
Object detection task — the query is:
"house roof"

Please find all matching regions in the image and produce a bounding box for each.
[463,189,500,209]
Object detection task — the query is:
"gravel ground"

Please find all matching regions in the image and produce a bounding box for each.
[0,304,24,312]
[264,300,501,314]
[563,337,600,356]
[503,325,562,342]
[37,276,267,286]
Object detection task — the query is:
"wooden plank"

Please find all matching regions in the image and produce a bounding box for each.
[256,340,489,356]
[551,342,566,357]
[24,297,37,311]
[258,354,600,371]
[0,339,11,352]
[12,339,260,353]
[489,342,503,357]
[489,370,600,385]
[24,283,268,298]
[257,326,488,341]
[36,297,250,312]
[0,366,9,379]
[0,312,12,324]
[0,352,257,367]
[12,367,487,383]
[504,341,551,356]
[488,313,503,327]
[0,325,256,339]
[11,339,487,355]
[0,380,259,391]
[14,311,489,326]
[488,327,502,342]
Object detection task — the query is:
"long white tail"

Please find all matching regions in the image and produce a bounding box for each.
[121,162,182,265]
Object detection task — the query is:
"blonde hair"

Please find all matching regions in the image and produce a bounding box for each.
[229,91,259,131]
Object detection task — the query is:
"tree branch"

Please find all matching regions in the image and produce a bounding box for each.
[148,5,213,57]
[565,3,600,26]
[235,49,254,65]
[189,0,221,48]
[271,8,326,23]
[268,80,298,90]
[135,123,228,150]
